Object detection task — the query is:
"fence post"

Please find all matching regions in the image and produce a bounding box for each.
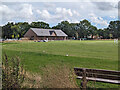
[81,69,87,89]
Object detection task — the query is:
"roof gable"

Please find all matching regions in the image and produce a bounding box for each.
[49,31,57,36]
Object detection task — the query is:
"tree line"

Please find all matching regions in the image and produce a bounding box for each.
[1,19,120,39]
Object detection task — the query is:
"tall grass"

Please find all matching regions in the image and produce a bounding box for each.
[2,54,25,88]
[22,65,78,88]
[41,65,78,88]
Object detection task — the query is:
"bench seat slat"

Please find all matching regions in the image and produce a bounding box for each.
[75,72,120,80]
[74,68,120,75]
[77,76,120,84]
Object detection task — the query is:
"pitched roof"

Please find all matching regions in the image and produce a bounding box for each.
[30,28,68,37]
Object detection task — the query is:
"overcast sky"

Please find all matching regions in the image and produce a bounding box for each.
[0,0,119,29]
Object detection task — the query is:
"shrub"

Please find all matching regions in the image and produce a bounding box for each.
[2,54,25,88]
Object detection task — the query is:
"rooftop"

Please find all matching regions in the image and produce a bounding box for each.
[30,28,68,37]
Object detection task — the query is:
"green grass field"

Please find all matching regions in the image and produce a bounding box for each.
[1,40,119,88]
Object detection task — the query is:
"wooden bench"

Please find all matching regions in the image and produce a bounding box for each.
[74,67,120,88]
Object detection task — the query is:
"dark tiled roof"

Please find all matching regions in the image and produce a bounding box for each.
[30,28,68,36]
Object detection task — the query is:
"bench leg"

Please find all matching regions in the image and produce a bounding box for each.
[81,78,87,89]
[81,69,87,89]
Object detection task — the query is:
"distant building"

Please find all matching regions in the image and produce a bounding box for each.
[24,28,68,40]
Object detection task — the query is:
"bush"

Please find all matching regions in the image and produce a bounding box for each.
[2,54,25,88]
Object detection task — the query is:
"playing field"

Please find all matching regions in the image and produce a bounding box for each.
[2,40,118,88]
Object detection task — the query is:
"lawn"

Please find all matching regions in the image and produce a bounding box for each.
[1,40,119,88]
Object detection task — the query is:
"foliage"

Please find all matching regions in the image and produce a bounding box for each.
[30,21,50,29]
[53,20,119,39]
[2,22,30,39]
[2,54,25,88]
[1,20,119,39]
[2,22,14,39]
[107,20,120,38]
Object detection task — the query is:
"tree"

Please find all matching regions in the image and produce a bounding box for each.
[76,19,96,38]
[109,34,113,39]
[11,22,30,39]
[2,21,50,39]
[103,28,110,39]
[2,22,14,39]
[1,20,119,39]
[52,21,74,37]
[75,32,79,39]
[30,22,50,29]
[97,29,104,38]
[0,26,2,39]
[88,25,97,38]
[107,20,120,38]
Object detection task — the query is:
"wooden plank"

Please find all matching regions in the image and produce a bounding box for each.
[77,76,120,84]
[75,71,120,80]
[74,67,120,75]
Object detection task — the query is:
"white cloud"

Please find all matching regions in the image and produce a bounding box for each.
[2,0,119,2]
[55,8,81,20]
[0,5,15,20]
[37,9,61,22]
[89,13,108,27]
[56,7,73,17]
[42,10,51,18]
[37,9,51,19]
[0,2,118,28]
[18,4,33,19]
[70,20,80,23]
[56,8,62,13]
[0,3,35,25]
[36,7,81,24]
[110,16,116,19]
[73,10,80,16]
[20,4,33,15]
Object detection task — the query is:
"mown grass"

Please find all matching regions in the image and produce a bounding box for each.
[2,40,119,88]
